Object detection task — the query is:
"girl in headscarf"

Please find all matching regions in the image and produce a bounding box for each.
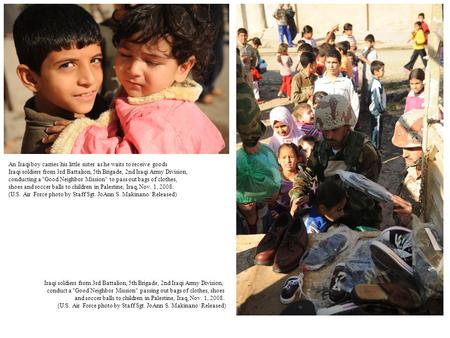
[269,106,304,154]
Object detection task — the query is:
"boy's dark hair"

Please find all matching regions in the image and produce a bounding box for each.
[418,12,425,18]
[252,37,262,46]
[336,41,350,54]
[318,43,332,57]
[326,48,341,64]
[302,25,313,36]
[370,60,385,75]
[297,42,313,53]
[313,91,328,105]
[364,34,375,43]
[315,178,346,209]
[326,31,336,41]
[13,4,102,74]
[347,50,355,58]
[278,43,289,54]
[415,21,423,27]
[312,47,319,58]
[300,52,316,68]
[278,143,302,159]
[237,27,248,35]
[343,23,353,31]
[112,5,215,82]
[299,135,316,147]
[409,68,425,81]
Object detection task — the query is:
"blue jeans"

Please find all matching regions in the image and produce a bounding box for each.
[278,25,293,46]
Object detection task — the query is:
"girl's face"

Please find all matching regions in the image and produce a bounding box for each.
[278,147,299,172]
[273,121,290,137]
[115,38,194,97]
[320,198,346,222]
[409,78,424,94]
[299,108,314,124]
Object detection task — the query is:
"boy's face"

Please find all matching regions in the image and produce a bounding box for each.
[306,62,317,75]
[29,44,103,116]
[325,57,340,76]
[344,29,352,37]
[238,33,248,45]
[321,197,346,222]
[374,66,385,79]
[115,38,194,97]
[300,140,314,159]
[414,23,420,31]
[365,40,374,49]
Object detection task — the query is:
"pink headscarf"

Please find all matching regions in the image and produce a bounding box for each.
[269,106,304,154]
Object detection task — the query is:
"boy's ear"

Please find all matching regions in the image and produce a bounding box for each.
[175,56,196,82]
[16,64,40,93]
[317,204,327,216]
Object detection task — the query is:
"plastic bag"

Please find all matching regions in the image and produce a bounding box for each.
[236,144,281,204]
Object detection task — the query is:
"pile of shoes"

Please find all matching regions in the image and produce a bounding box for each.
[303,233,348,271]
[254,212,308,273]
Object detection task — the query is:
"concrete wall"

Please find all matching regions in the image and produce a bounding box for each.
[237,3,434,46]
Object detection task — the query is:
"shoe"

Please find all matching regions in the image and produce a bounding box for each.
[272,217,308,273]
[370,240,413,277]
[303,233,348,271]
[210,87,223,96]
[379,226,413,266]
[351,283,422,310]
[280,275,301,304]
[254,212,290,265]
[329,263,353,303]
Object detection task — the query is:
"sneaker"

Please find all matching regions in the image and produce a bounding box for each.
[280,276,301,304]
[329,263,353,303]
[370,240,413,277]
[379,226,413,266]
[254,212,290,266]
[303,233,348,271]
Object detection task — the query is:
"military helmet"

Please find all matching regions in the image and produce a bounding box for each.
[314,94,357,130]
[392,109,424,148]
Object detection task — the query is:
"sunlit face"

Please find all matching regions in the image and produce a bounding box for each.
[321,197,346,222]
[414,23,420,31]
[273,121,290,137]
[325,56,341,76]
[300,140,314,159]
[33,44,103,116]
[374,66,385,79]
[365,40,374,49]
[278,146,300,172]
[323,125,350,149]
[402,147,423,167]
[308,62,317,76]
[303,32,312,40]
[409,78,424,94]
[115,38,192,97]
[299,108,314,124]
[238,33,248,45]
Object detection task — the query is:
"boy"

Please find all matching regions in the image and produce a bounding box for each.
[298,135,316,160]
[316,43,332,76]
[336,23,357,51]
[13,5,105,153]
[404,21,427,72]
[273,4,293,47]
[292,103,321,138]
[369,61,386,149]
[358,34,378,106]
[237,28,257,88]
[291,52,317,105]
[313,48,360,124]
[418,12,430,44]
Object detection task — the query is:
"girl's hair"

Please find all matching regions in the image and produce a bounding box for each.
[415,21,423,28]
[299,135,316,147]
[313,91,328,105]
[302,25,313,36]
[277,143,302,159]
[315,178,346,209]
[409,68,425,81]
[111,4,216,81]
[278,43,289,54]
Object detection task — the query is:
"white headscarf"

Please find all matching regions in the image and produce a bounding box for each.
[269,106,304,154]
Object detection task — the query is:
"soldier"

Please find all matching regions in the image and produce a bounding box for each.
[391,109,424,215]
[289,94,382,228]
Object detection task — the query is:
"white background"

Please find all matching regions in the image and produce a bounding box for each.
[1,1,449,338]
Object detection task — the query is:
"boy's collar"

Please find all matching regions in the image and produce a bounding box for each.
[126,79,203,105]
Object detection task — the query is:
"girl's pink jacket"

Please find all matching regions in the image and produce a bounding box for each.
[51,80,225,154]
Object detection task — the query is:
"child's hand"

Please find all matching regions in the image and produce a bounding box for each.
[331,24,339,32]
[290,196,309,216]
[42,120,71,145]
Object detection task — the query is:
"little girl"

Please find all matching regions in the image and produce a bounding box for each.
[268,106,304,154]
[276,43,293,99]
[299,25,317,48]
[298,178,347,233]
[51,5,224,154]
[405,68,425,113]
[273,143,304,214]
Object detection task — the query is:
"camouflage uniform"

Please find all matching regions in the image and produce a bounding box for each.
[236,52,266,147]
[290,95,382,228]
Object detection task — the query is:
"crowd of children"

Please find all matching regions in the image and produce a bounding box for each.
[237,10,434,236]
